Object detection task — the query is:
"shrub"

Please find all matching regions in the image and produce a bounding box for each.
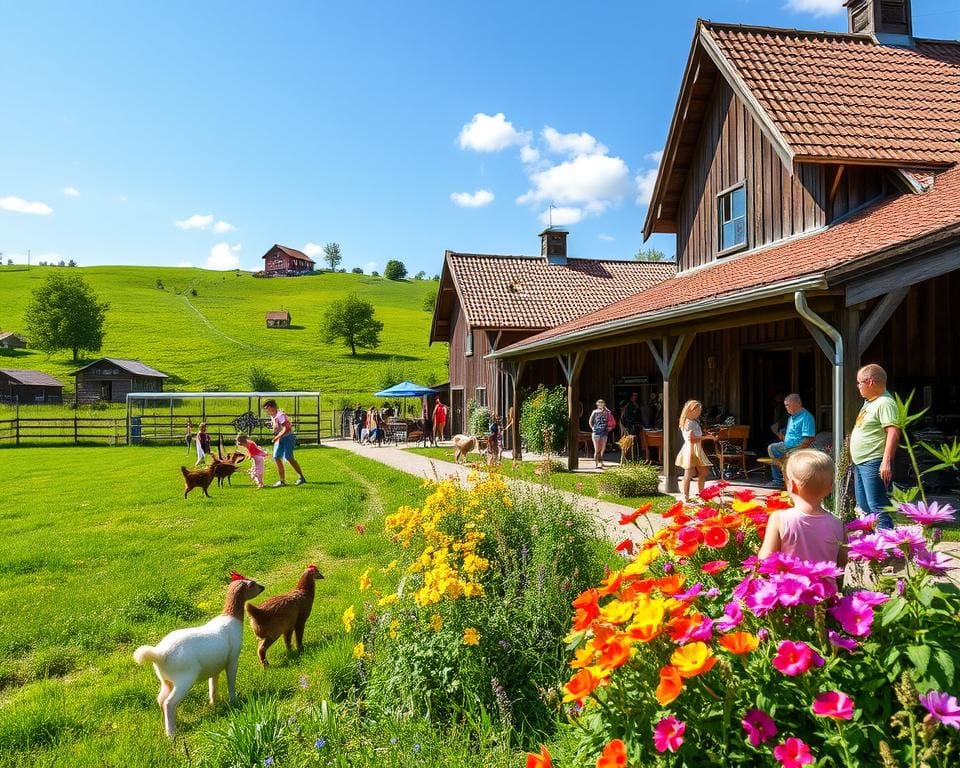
[203,695,292,767]
[422,292,437,313]
[376,357,407,391]
[519,385,568,455]
[596,463,660,497]
[468,405,490,436]
[384,260,407,280]
[351,267,364,274]
[248,364,277,392]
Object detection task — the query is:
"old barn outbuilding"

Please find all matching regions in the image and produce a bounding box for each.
[260,244,316,276]
[0,369,64,404]
[266,310,292,328]
[71,358,168,404]
[0,332,27,350]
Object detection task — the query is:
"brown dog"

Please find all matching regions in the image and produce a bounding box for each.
[181,459,223,498]
[452,434,478,464]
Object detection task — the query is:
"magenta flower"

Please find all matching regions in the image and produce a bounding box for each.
[827,630,857,652]
[773,737,815,768]
[880,526,926,557]
[846,534,890,561]
[918,691,960,729]
[914,549,956,575]
[811,690,855,720]
[745,580,780,616]
[829,592,888,637]
[653,716,686,752]
[772,640,824,676]
[741,708,777,747]
[900,500,956,526]
[775,575,813,607]
[847,513,878,532]
[715,601,744,632]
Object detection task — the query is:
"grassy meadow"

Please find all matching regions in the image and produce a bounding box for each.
[0,265,446,411]
[0,445,527,767]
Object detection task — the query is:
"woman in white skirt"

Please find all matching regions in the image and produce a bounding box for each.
[675,400,713,501]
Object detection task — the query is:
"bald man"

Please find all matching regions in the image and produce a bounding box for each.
[851,364,900,530]
[767,393,816,487]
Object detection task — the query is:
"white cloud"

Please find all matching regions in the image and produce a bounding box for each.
[517,153,631,211]
[175,213,214,230]
[62,187,80,198]
[785,0,844,15]
[450,189,495,208]
[542,126,607,157]
[538,206,583,226]
[458,112,530,152]
[598,233,615,242]
[645,149,664,164]
[206,242,241,270]
[365,261,379,273]
[302,242,323,258]
[0,196,53,215]
[213,220,236,233]
[635,148,664,207]
[520,145,540,164]
[177,261,194,268]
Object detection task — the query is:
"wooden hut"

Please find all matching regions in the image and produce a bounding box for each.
[71,358,168,403]
[261,245,315,276]
[266,310,292,328]
[0,332,27,350]
[0,369,64,404]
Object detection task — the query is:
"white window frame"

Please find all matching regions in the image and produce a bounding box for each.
[465,330,474,357]
[717,182,748,256]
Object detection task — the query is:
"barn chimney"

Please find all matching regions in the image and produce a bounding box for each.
[845,0,913,43]
[539,227,569,265]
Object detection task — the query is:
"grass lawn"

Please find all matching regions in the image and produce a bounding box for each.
[0,445,521,767]
[403,446,675,514]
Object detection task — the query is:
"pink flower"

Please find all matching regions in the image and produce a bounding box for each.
[918,691,960,729]
[773,737,815,768]
[879,526,926,557]
[811,690,855,720]
[829,592,888,637]
[914,549,956,575]
[772,641,824,676]
[744,580,780,616]
[846,533,890,561]
[827,630,857,652]
[846,513,878,532]
[715,601,744,632]
[701,560,729,575]
[899,500,956,526]
[741,708,777,747]
[653,716,686,753]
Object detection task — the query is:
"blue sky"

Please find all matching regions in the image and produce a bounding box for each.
[1,0,957,275]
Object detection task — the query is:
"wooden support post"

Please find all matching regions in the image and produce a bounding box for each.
[511,360,526,460]
[648,334,696,493]
[839,306,862,434]
[559,351,587,470]
[858,287,908,354]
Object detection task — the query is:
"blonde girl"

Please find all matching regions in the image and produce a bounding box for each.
[675,400,713,501]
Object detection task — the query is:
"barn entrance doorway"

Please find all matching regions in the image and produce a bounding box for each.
[450,388,465,438]
[741,346,816,454]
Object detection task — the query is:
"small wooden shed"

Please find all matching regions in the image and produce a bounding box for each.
[0,369,64,404]
[71,357,168,403]
[0,332,27,350]
[266,310,292,328]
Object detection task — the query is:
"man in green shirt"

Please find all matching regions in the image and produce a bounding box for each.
[850,363,900,529]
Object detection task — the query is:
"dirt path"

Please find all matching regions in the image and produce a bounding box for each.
[181,293,256,351]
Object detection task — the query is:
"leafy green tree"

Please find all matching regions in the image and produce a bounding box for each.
[25,273,109,362]
[414,270,426,280]
[350,267,363,274]
[634,247,669,262]
[323,242,343,271]
[422,292,437,313]
[384,260,407,280]
[322,293,383,356]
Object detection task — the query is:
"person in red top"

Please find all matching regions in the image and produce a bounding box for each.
[236,433,266,488]
[432,399,448,443]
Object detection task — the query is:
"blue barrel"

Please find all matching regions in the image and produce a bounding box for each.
[130,415,142,445]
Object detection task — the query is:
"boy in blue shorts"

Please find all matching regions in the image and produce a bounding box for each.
[263,399,307,487]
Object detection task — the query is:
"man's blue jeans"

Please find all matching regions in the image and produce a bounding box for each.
[768,441,789,486]
[853,458,894,529]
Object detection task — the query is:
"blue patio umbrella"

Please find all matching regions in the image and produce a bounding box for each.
[373,381,439,419]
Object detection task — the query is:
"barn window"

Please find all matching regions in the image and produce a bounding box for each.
[718,183,747,254]
[475,387,486,407]
[465,331,474,357]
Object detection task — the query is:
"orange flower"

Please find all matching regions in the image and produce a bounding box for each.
[573,608,596,632]
[718,631,759,655]
[571,644,597,669]
[619,503,652,525]
[596,634,633,673]
[655,664,684,706]
[661,501,685,518]
[563,667,601,703]
[615,538,634,555]
[592,622,617,648]
[654,574,686,595]
[702,525,730,548]
[671,642,718,678]
[666,613,706,643]
[571,590,600,631]
[526,744,552,768]
[596,739,628,768]
[598,571,624,597]
[671,530,701,557]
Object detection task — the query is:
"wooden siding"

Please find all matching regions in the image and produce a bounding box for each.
[75,373,163,403]
[826,164,890,223]
[676,80,827,272]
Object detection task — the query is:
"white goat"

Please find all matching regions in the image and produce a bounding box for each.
[133,573,265,738]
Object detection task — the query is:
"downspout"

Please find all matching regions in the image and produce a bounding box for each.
[794,291,844,475]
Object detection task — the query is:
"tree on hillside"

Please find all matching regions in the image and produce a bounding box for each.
[323,242,343,272]
[422,292,437,313]
[322,293,383,356]
[414,270,426,280]
[25,273,109,362]
[351,267,363,274]
[634,247,669,262]
[384,260,407,280]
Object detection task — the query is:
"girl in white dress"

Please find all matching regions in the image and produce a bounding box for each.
[675,400,713,501]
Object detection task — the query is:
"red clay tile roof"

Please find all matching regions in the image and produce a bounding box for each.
[265,244,315,264]
[266,311,291,320]
[705,23,960,165]
[0,369,63,387]
[446,254,675,330]
[495,165,960,356]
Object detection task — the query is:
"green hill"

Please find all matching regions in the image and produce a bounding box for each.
[0,265,446,408]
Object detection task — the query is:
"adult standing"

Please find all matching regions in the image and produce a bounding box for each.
[352,404,364,443]
[263,399,307,487]
[432,398,448,443]
[622,391,641,437]
[850,364,899,530]
[766,394,816,487]
[588,399,613,469]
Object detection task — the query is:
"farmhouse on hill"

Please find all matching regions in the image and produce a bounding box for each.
[486,0,960,486]
[430,226,675,437]
[260,244,315,276]
[0,369,64,404]
[71,357,168,403]
[266,310,292,328]
[0,331,27,350]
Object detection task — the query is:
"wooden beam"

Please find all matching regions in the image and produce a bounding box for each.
[827,164,846,206]
[839,306,862,434]
[648,335,696,493]
[511,360,525,461]
[800,318,836,362]
[845,245,960,306]
[858,287,909,353]
[564,352,587,471]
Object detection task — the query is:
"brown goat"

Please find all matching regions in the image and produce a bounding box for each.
[181,460,220,498]
[246,565,323,666]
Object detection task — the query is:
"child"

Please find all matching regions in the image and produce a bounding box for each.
[236,433,266,489]
[486,413,501,466]
[758,450,847,568]
[184,419,194,455]
[675,400,712,501]
[194,422,211,466]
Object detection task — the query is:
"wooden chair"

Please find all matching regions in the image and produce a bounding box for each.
[713,425,752,478]
[576,431,593,456]
[640,428,663,463]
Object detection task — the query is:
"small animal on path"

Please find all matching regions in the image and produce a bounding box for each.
[616,433,636,465]
[180,459,221,498]
[246,564,324,666]
[212,435,245,487]
[452,434,478,464]
[133,572,265,738]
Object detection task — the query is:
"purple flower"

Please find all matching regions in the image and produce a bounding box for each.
[900,500,956,526]
[880,526,926,557]
[705,587,720,598]
[745,580,780,616]
[735,529,746,545]
[919,691,960,729]
[663,561,674,574]
[674,583,704,601]
[829,591,888,637]
[914,549,956,575]
[847,514,879,532]
[895,579,906,596]
[715,601,744,632]
[846,534,890,562]
[757,627,770,641]
[741,708,778,746]
[828,630,857,652]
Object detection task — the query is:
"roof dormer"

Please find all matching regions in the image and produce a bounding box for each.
[845,0,913,44]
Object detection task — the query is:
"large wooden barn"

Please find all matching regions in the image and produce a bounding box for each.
[0,369,64,404]
[0,332,27,350]
[71,358,168,404]
[429,228,675,436]
[260,244,316,276]
[487,1,960,489]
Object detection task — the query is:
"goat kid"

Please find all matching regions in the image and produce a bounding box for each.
[451,434,478,464]
[246,564,323,666]
[133,572,265,738]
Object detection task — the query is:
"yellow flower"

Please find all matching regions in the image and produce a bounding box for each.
[342,605,356,633]
[430,614,443,632]
[377,593,398,607]
[359,568,372,592]
[389,619,400,639]
[384,559,399,572]
[462,627,480,645]
[599,599,634,626]
[352,641,365,659]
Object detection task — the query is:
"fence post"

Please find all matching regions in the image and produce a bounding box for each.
[15,417,19,446]
[74,414,79,445]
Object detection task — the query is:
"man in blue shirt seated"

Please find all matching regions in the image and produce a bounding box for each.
[767,393,816,487]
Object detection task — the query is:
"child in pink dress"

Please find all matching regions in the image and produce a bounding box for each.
[236,433,266,489]
[759,449,847,568]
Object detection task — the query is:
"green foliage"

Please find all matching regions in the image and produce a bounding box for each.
[633,247,669,262]
[248,364,277,392]
[384,260,408,281]
[203,695,292,767]
[24,273,110,362]
[596,463,660,497]
[468,405,491,436]
[519,385,568,454]
[323,242,343,272]
[422,291,437,313]
[414,271,426,280]
[351,267,364,274]
[155,279,164,290]
[376,357,407,391]
[321,293,384,356]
